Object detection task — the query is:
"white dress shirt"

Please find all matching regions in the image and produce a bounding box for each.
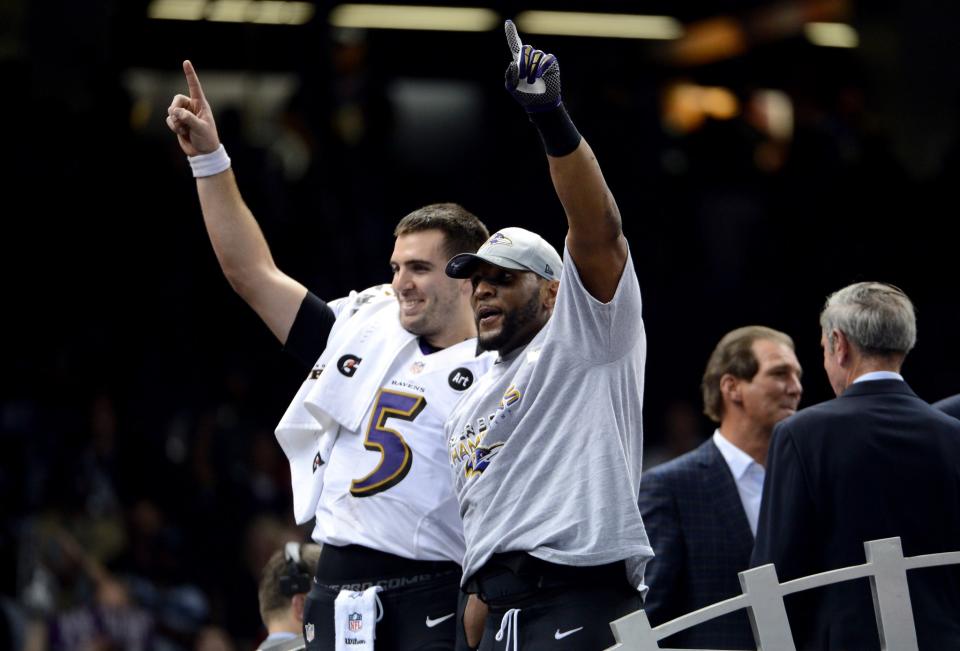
[713,430,765,537]
[853,370,904,383]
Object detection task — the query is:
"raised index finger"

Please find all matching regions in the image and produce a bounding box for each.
[504,20,523,61]
[182,60,206,103]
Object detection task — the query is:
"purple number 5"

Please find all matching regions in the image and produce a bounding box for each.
[350,389,426,497]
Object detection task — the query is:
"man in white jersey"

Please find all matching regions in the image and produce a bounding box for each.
[443,22,652,650]
[166,61,493,650]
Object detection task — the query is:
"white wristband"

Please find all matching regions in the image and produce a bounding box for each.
[188,144,231,178]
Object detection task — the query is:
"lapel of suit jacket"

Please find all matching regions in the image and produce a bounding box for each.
[697,439,755,551]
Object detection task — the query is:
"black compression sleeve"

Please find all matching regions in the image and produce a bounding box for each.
[528,104,582,157]
[284,292,337,369]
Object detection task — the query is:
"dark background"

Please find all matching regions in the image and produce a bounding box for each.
[2,0,959,648]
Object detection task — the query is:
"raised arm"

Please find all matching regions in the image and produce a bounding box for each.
[503,21,628,302]
[166,60,307,344]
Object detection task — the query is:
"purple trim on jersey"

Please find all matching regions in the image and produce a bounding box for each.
[418,337,443,355]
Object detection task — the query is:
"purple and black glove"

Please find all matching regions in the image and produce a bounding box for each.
[503,20,581,157]
[504,20,561,113]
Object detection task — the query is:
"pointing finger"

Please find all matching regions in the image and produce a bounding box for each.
[182,59,207,105]
[504,20,522,62]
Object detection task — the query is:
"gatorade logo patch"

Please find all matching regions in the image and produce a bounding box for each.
[338,354,362,377]
[448,368,474,391]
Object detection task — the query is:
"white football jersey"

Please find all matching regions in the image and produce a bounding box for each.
[302,287,494,562]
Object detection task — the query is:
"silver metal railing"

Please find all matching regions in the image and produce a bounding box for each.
[605,537,960,651]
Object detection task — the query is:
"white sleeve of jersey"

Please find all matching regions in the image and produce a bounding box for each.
[331,284,395,320]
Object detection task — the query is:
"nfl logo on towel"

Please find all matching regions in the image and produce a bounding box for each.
[348,612,363,631]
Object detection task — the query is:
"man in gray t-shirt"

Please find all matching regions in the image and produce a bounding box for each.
[443,21,652,651]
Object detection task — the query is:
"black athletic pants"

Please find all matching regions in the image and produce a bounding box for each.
[462,553,642,651]
[304,544,466,651]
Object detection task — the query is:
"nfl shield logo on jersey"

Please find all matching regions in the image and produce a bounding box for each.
[305,623,315,642]
[348,612,363,631]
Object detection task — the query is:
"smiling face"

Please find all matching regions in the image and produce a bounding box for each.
[390,229,468,341]
[469,262,557,355]
[737,339,804,430]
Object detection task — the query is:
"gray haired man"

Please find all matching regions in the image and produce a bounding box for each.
[752,282,960,650]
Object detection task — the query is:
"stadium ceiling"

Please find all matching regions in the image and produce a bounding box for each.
[109,0,853,74]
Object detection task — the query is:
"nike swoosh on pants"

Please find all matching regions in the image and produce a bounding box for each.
[425,613,456,628]
[554,626,583,640]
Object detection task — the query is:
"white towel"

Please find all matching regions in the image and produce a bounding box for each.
[274,285,410,524]
[274,373,339,524]
[303,294,416,433]
[334,586,382,650]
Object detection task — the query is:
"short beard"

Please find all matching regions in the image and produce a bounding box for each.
[478,289,542,353]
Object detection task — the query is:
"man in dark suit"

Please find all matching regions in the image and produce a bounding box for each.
[934,393,960,419]
[752,282,960,650]
[639,326,803,649]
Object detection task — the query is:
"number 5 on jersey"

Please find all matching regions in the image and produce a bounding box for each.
[350,389,426,497]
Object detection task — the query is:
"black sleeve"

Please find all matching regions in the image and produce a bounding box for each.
[284,292,337,369]
[934,394,960,420]
[750,423,816,580]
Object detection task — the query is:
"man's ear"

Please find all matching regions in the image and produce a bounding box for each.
[833,329,850,366]
[292,593,307,623]
[542,279,560,310]
[720,373,742,406]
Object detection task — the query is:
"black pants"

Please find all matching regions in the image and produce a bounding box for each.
[464,554,642,651]
[304,544,465,651]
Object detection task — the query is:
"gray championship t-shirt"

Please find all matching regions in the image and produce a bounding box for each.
[446,246,652,591]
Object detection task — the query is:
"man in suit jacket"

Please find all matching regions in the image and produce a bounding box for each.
[752,282,960,650]
[639,326,802,649]
[934,393,960,419]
